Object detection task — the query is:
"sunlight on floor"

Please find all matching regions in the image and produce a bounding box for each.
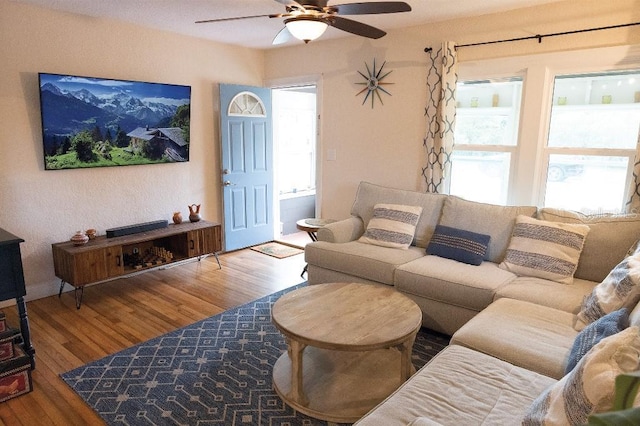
[276,231,312,249]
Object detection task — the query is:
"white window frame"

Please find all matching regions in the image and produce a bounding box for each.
[452,78,524,205]
[539,72,639,212]
[455,44,640,209]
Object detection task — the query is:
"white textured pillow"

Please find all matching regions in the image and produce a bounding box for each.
[522,326,640,426]
[359,204,423,249]
[575,250,640,331]
[499,215,589,284]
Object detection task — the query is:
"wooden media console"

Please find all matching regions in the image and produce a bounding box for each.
[52,220,221,308]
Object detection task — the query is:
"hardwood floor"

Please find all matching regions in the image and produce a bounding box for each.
[0,247,307,425]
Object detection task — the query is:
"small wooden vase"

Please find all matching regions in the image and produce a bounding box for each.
[188,204,201,222]
[172,212,183,224]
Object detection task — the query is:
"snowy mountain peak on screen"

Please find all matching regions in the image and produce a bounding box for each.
[42,83,177,119]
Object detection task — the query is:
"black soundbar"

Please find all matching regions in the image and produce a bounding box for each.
[106,220,168,238]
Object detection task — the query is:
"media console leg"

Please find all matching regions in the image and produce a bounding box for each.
[58,281,84,309]
[74,286,84,309]
[197,253,221,269]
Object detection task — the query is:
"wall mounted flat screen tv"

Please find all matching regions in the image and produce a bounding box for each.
[38,73,191,170]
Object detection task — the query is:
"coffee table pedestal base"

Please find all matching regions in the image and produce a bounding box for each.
[272,346,406,423]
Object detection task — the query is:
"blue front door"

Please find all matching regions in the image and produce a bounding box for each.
[219,84,274,251]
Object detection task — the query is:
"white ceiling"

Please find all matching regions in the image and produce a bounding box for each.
[11,0,569,49]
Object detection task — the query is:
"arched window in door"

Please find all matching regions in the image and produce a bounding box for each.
[228,91,266,117]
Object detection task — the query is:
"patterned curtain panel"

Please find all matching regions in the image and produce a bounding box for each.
[625,124,640,213]
[421,41,458,194]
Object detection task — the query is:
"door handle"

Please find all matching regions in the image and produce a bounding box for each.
[223,181,235,186]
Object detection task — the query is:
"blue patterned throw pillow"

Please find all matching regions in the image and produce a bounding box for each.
[565,308,629,374]
[426,225,491,266]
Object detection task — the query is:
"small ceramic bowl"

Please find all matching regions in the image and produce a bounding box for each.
[71,231,89,246]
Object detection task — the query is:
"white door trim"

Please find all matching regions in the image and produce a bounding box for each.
[267,74,324,232]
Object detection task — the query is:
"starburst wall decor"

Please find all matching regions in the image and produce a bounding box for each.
[356,59,394,108]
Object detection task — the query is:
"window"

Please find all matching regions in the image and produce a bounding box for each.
[542,71,640,213]
[451,47,640,213]
[228,91,266,117]
[450,78,523,204]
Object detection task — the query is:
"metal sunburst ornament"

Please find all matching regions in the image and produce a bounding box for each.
[356,59,394,108]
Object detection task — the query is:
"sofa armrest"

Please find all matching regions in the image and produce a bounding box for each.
[317,217,364,243]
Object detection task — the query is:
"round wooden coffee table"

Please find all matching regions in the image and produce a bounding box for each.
[271,282,422,423]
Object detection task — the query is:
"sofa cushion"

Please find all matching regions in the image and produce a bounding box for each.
[538,208,640,282]
[499,215,589,284]
[575,248,640,330]
[438,197,537,263]
[522,326,640,426]
[354,345,556,426]
[359,204,423,249]
[426,225,490,266]
[350,181,447,248]
[565,308,629,374]
[395,256,516,312]
[494,276,596,314]
[451,298,577,379]
[304,241,425,285]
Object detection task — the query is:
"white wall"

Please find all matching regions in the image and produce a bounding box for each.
[0,0,264,301]
[2,0,640,303]
[264,0,640,221]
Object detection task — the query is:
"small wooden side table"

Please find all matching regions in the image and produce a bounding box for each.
[295,218,336,242]
[296,219,336,278]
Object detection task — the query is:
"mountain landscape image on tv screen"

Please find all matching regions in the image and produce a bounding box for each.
[38,73,191,170]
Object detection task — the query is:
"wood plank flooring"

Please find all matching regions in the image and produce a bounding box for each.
[0,246,307,425]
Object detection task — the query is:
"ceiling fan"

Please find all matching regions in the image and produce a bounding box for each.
[196,0,412,45]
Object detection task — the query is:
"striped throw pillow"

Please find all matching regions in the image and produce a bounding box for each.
[359,204,423,249]
[522,326,640,426]
[575,246,640,331]
[499,215,589,284]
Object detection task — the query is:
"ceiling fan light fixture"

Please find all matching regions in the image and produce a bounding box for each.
[285,16,328,43]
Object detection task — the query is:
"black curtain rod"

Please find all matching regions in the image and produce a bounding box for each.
[423,21,640,53]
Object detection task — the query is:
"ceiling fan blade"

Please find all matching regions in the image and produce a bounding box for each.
[332,1,411,15]
[272,27,293,45]
[195,14,277,24]
[328,16,386,39]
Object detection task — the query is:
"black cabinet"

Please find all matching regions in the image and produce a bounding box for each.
[0,228,35,369]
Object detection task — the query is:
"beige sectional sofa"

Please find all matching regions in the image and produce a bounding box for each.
[304,181,640,425]
[306,181,638,335]
[355,301,640,425]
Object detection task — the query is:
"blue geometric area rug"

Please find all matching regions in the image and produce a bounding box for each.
[61,283,449,426]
